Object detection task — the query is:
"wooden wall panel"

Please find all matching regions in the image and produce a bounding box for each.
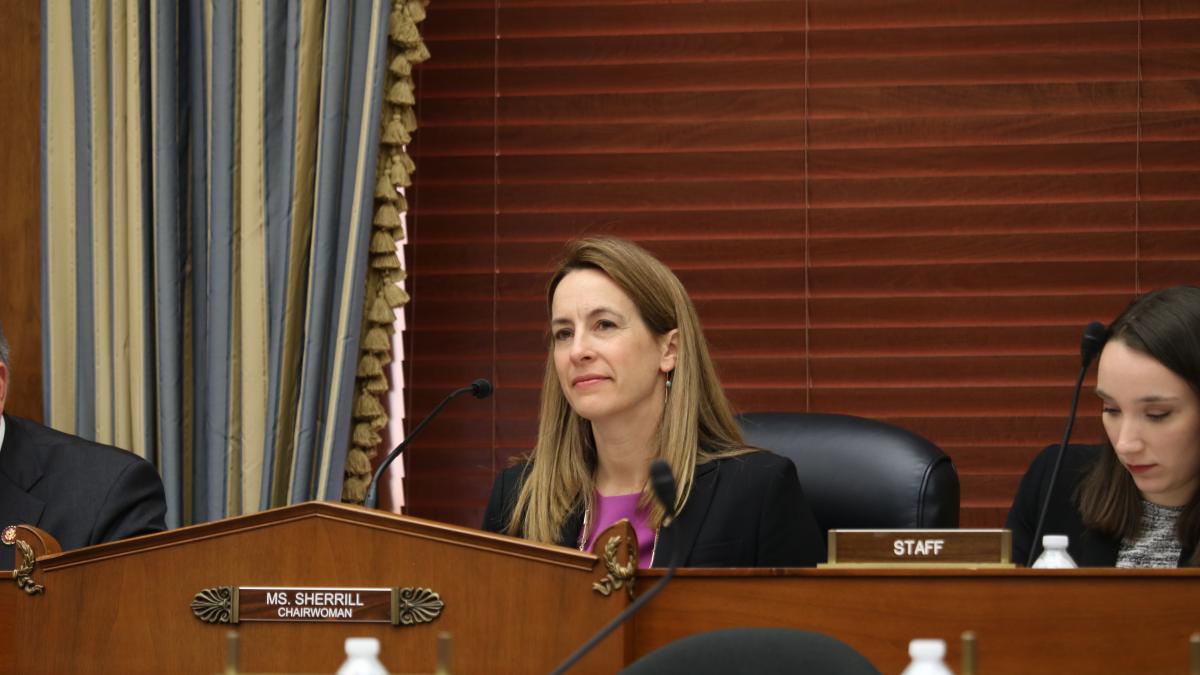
[0,1,43,422]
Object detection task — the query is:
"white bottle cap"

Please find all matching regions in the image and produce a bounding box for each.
[345,637,381,657]
[1042,534,1069,549]
[909,639,946,660]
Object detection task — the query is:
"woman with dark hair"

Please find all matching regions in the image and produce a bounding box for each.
[1007,285,1200,566]
[482,237,825,567]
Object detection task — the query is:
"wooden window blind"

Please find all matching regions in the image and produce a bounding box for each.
[402,0,1200,529]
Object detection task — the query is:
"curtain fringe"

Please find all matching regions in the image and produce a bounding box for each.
[343,0,427,505]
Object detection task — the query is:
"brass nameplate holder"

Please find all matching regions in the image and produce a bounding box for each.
[191,586,444,625]
[824,529,1013,568]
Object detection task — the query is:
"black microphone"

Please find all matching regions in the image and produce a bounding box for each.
[649,460,678,527]
[550,459,681,675]
[1026,322,1107,566]
[1079,320,1107,367]
[363,378,493,510]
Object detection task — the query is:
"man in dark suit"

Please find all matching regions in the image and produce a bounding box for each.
[0,321,167,568]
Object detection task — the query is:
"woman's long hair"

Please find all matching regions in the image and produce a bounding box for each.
[1076,285,1200,564]
[506,238,752,542]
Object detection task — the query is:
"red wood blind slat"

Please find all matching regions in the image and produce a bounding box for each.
[412,114,1200,154]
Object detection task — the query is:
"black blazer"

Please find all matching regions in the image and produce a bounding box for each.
[0,415,167,568]
[483,451,826,567]
[1006,443,1196,567]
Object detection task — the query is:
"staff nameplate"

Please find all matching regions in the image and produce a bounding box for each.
[823,529,1013,568]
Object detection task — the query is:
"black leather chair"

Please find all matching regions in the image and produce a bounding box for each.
[737,412,960,533]
[621,627,881,674]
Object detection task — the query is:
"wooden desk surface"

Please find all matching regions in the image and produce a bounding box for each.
[632,567,1200,674]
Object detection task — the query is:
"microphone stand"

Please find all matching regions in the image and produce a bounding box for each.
[1026,322,1107,566]
[363,379,492,510]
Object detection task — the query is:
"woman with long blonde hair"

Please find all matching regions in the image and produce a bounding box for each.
[483,237,824,567]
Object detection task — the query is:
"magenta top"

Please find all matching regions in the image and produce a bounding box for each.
[584,491,656,569]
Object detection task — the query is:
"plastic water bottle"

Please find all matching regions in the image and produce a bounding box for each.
[900,639,954,675]
[336,637,387,675]
[1032,534,1077,569]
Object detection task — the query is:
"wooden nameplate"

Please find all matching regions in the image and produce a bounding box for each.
[823,529,1014,568]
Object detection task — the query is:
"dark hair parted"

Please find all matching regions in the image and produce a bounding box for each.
[1076,285,1200,565]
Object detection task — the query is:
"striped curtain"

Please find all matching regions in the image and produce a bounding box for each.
[41,0,396,528]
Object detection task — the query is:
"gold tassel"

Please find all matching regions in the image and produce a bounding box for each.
[373,252,402,271]
[395,122,413,146]
[393,193,409,212]
[399,107,418,133]
[405,42,431,64]
[384,283,411,307]
[374,202,401,228]
[390,10,419,45]
[354,390,386,419]
[398,152,416,173]
[371,230,396,254]
[388,78,415,105]
[390,54,412,77]
[377,349,393,366]
[382,112,411,145]
[391,223,407,243]
[388,6,406,36]
[387,154,412,186]
[406,0,426,23]
[366,375,390,394]
[345,448,374,475]
[342,476,369,504]
[369,295,395,323]
[362,326,392,352]
[394,161,413,187]
[354,422,383,447]
[376,173,398,200]
[358,354,384,378]
[369,413,389,432]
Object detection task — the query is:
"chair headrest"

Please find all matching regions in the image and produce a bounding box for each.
[737,412,960,532]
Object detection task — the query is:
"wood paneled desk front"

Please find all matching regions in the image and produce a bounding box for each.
[3,504,1197,674]
[634,567,1200,674]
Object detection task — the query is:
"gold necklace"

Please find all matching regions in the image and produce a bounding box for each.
[577,505,661,567]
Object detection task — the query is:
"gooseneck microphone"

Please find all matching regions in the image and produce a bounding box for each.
[363,378,493,510]
[1026,322,1107,566]
[550,459,681,675]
